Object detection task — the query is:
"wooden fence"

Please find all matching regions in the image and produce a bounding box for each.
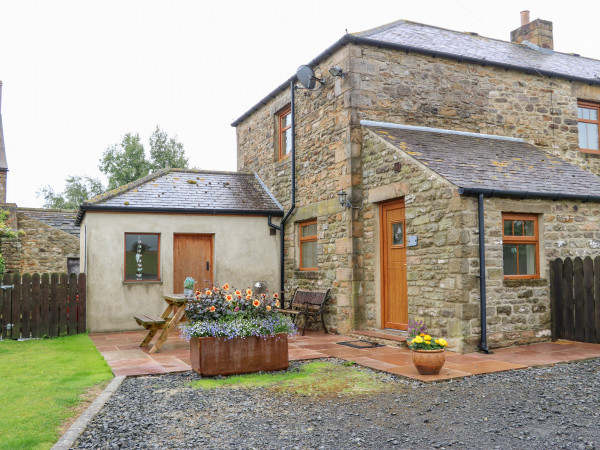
[0,273,86,340]
[550,257,600,344]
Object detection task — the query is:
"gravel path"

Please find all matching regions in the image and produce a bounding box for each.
[74,358,600,449]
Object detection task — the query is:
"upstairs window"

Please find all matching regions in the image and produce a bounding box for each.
[278,105,292,160]
[124,233,161,281]
[577,101,600,153]
[299,220,317,271]
[502,214,539,279]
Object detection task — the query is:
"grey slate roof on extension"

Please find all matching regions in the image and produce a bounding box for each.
[356,20,600,83]
[19,208,79,237]
[366,124,600,201]
[75,169,282,225]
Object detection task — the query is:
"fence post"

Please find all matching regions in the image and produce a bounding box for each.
[67,273,78,335]
[0,273,12,340]
[583,257,595,343]
[30,274,41,339]
[58,274,68,336]
[48,273,59,338]
[40,274,50,338]
[562,258,574,341]
[12,273,23,340]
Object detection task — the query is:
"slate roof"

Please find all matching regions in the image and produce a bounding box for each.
[356,20,600,83]
[76,169,282,225]
[366,123,600,200]
[232,19,600,127]
[19,208,79,237]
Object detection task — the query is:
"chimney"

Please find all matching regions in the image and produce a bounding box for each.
[510,10,553,50]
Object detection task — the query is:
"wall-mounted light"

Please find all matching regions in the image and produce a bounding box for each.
[329,66,346,78]
[337,188,362,209]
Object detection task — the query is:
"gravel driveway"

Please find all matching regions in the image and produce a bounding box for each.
[74,358,600,449]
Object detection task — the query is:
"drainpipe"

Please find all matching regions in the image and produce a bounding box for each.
[268,80,296,304]
[477,193,491,353]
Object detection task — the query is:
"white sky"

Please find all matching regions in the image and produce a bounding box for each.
[1,0,599,207]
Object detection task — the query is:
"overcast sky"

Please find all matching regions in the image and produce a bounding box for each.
[1,0,599,207]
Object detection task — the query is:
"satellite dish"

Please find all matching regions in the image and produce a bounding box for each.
[296,65,322,90]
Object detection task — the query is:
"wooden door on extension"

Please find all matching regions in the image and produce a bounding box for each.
[173,234,213,293]
[380,199,408,330]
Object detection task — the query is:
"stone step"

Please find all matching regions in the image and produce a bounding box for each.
[349,329,410,348]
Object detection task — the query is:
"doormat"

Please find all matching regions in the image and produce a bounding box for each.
[337,340,384,349]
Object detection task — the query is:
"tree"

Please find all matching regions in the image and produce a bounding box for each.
[148,126,189,171]
[99,133,150,190]
[37,175,105,209]
[99,126,189,189]
[38,126,190,208]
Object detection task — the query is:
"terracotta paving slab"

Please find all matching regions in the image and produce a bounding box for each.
[90,330,600,382]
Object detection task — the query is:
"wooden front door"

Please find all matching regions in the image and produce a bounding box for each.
[173,234,213,293]
[380,199,408,330]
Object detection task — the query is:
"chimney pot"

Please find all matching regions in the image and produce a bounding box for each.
[520,10,530,26]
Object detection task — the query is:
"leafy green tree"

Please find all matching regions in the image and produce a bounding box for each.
[99,133,150,190]
[37,175,105,209]
[38,126,190,208]
[148,126,189,171]
[99,126,189,189]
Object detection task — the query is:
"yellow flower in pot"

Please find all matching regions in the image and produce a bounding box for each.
[409,333,448,375]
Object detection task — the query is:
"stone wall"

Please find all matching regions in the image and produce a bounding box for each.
[479,197,600,350]
[1,213,79,274]
[236,48,361,332]
[351,45,600,178]
[234,41,600,345]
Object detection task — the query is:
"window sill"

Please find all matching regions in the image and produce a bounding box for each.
[580,148,600,155]
[294,270,319,280]
[503,278,547,288]
[123,280,163,285]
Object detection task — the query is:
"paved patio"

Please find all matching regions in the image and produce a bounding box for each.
[89,330,600,382]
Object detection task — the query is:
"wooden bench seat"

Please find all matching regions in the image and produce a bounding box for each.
[276,288,330,335]
[134,314,167,347]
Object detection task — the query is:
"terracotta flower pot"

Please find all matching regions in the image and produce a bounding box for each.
[412,349,445,375]
[190,334,289,376]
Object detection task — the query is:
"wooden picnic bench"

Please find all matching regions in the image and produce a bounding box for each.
[134,294,189,353]
[276,288,330,335]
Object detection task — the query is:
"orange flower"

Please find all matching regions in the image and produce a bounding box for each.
[252,299,260,307]
[275,300,280,307]
[222,283,230,290]
[246,294,252,300]
[235,290,242,296]
[266,305,271,311]
[246,289,253,295]
[237,294,242,299]
[209,305,216,312]
[273,293,279,299]
[205,290,212,296]
[225,294,233,302]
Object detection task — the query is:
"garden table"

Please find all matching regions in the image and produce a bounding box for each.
[137,294,190,354]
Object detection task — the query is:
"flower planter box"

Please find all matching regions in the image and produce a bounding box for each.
[411,349,445,375]
[190,334,289,376]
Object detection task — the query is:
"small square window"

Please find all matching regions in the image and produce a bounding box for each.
[299,220,317,271]
[277,105,292,160]
[577,101,600,154]
[124,233,160,281]
[502,214,539,279]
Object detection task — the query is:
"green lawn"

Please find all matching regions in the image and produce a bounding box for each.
[0,334,113,450]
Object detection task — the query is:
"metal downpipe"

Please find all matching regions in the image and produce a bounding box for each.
[478,194,491,353]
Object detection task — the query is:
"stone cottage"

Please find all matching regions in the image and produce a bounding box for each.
[232,13,600,351]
